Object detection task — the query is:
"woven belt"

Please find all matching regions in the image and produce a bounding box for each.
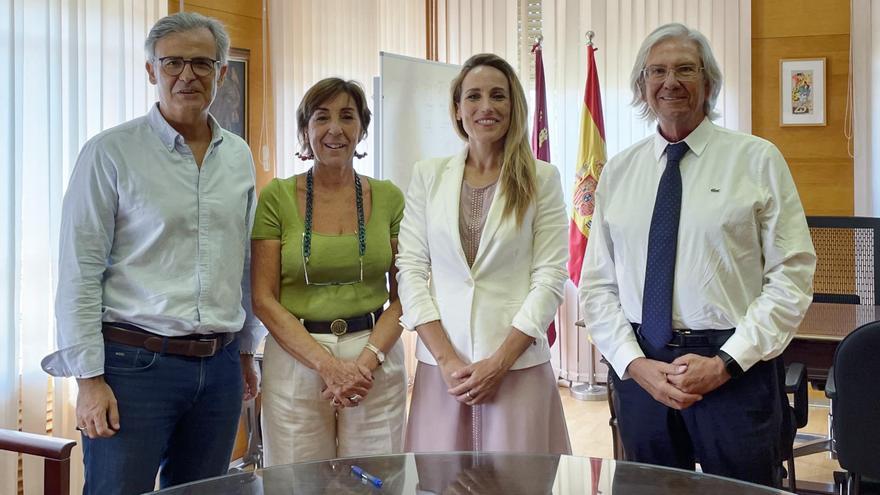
[101,323,235,358]
[632,323,734,348]
[301,307,383,336]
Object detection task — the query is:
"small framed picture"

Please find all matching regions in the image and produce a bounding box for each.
[210,48,249,141]
[779,58,826,127]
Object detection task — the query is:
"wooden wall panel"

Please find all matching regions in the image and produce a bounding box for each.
[789,160,854,216]
[752,0,853,216]
[752,0,849,39]
[181,0,261,19]
[169,1,275,192]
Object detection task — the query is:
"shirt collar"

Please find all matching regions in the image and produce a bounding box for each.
[651,117,714,161]
[147,103,225,152]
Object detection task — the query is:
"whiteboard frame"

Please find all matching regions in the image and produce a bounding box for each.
[377,52,462,191]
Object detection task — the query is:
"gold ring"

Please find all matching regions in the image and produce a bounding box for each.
[466,391,473,399]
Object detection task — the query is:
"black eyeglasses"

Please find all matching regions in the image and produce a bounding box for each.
[156,56,219,77]
[642,64,704,82]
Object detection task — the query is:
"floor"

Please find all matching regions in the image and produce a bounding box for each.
[559,385,840,490]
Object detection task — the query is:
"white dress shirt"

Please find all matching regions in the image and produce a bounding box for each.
[42,103,265,378]
[397,149,569,370]
[578,118,816,377]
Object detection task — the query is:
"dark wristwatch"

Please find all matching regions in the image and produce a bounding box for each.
[716,350,744,379]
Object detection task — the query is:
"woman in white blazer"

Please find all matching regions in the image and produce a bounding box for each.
[396,53,571,454]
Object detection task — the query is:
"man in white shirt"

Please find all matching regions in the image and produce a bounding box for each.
[41,12,264,495]
[578,23,815,487]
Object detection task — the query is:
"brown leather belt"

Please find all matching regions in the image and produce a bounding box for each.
[101,323,235,358]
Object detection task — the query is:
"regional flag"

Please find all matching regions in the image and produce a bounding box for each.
[568,44,606,284]
[531,38,557,346]
[531,40,550,162]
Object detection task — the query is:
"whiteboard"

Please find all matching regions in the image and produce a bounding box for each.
[378,52,462,192]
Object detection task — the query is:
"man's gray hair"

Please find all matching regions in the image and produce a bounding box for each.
[630,23,722,121]
[144,12,230,65]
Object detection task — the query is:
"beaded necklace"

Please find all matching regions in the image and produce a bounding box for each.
[302,168,366,265]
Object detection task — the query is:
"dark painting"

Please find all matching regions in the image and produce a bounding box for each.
[211,48,248,141]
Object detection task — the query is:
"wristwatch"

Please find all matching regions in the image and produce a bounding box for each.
[716,350,744,379]
[364,342,385,366]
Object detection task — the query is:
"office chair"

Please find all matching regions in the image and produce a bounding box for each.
[779,360,809,493]
[228,395,263,472]
[790,217,880,470]
[825,320,880,495]
[807,216,880,307]
[0,429,76,495]
[229,354,264,473]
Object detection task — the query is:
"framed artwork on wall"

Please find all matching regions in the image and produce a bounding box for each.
[779,58,826,127]
[211,48,249,141]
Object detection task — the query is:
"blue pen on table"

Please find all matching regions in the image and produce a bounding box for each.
[351,465,383,488]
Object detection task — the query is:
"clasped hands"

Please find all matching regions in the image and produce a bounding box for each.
[627,353,731,410]
[318,357,373,408]
[441,354,511,406]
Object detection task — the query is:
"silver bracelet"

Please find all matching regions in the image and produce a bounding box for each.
[364,342,385,365]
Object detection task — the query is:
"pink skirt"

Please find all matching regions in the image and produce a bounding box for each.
[404,361,571,454]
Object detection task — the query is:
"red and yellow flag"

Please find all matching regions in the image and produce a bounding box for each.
[568,44,606,284]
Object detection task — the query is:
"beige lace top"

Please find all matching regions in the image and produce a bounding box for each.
[459,180,499,267]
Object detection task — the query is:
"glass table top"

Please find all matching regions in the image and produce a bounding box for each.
[151,452,791,494]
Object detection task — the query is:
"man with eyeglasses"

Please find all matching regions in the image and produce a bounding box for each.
[578,23,815,487]
[42,12,264,495]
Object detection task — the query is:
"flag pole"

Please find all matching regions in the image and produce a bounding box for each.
[531,31,559,352]
[570,29,608,402]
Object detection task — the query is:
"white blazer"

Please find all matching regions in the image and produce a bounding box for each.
[396,148,569,370]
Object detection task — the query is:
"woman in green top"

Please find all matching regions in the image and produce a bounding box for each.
[251,78,407,465]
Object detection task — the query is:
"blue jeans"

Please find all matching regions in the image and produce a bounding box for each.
[82,338,243,495]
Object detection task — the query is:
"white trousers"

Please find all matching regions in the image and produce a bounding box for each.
[261,330,407,466]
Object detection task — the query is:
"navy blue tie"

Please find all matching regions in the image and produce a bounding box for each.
[640,141,690,352]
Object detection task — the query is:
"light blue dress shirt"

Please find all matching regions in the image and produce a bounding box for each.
[42,103,265,378]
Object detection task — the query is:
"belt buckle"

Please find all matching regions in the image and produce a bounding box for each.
[197,338,220,357]
[665,329,686,348]
[330,319,348,336]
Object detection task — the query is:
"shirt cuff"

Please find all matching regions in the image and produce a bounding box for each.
[237,324,267,354]
[510,314,545,341]
[41,343,105,378]
[398,303,441,331]
[719,332,762,372]
[606,339,646,381]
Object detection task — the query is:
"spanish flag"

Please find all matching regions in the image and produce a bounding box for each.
[569,44,606,284]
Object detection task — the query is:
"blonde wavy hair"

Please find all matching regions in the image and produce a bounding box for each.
[450,53,536,226]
